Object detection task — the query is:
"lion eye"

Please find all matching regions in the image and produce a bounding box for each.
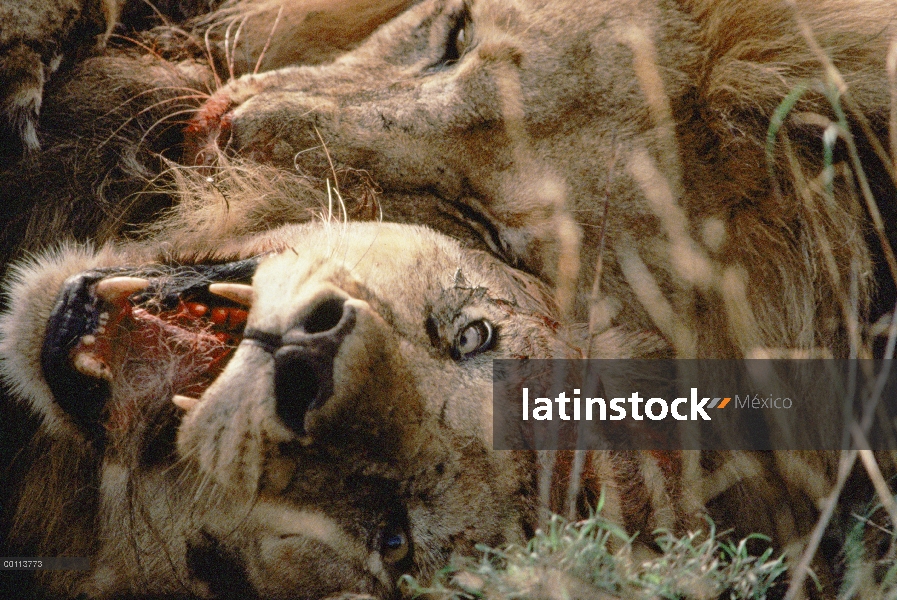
[454,320,494,358]
[380,527,410,565]
[452,25,468,56]
[438,12,470,66]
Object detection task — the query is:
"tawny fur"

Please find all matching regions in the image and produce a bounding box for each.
[184,0,897,359]
[201,0,416,73]
[0,0,895,598]
[0,222,580,598]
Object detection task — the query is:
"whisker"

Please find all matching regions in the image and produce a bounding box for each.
[97,95,208,151]
[203,22,224,89]
[254,4,285,75]
[232,16,249,81]
[137,107,211,149]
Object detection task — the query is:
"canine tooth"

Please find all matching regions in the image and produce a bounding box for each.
[95,277,150,303]
[81,334,96,346]
[208,283,254,307]
[172,394,201,411]
[73,352,111,380]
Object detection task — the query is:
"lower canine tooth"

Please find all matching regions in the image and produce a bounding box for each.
[95,277,150,303]
[73,352,112,380]
[208,283,255,307]
[172,395,201,411]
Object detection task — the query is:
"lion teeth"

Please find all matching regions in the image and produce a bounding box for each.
[95,277,150,303]
[81,334,96,346]
[73,352,112,381]
[172,394,201,411]
[208,283,255,307]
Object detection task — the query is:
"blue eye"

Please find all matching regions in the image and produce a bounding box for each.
[381,527,409,564]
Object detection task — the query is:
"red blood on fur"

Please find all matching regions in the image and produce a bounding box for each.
[184,92,234,165]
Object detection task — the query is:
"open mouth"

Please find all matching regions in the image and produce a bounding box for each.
[40,260,259,438]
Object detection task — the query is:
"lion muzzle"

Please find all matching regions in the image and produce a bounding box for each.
[177,276,406,496]
[241,290,358,435]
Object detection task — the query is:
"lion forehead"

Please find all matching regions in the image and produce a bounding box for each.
[248,222,526,328]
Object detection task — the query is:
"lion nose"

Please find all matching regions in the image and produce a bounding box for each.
[272,293,357,434]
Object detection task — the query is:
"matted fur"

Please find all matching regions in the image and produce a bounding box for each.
[0,0,119,156]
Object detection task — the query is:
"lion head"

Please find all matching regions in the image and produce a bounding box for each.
[0,221,582,598]
[183,0,897,357]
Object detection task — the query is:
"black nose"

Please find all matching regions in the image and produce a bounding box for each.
[271,294,356,434]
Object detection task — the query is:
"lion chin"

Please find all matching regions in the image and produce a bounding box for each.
[0,221,586,599]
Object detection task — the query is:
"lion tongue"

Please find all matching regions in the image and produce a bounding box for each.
[119,305,238,396]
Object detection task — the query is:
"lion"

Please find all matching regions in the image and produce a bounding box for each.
[1,0,896,597]
[0,218,587,599]
[0,206,887,599]
[184,0,897,359]
[0,208,844,598]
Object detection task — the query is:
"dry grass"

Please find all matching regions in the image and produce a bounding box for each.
[401,511,788,600]
[473,9,897,600]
